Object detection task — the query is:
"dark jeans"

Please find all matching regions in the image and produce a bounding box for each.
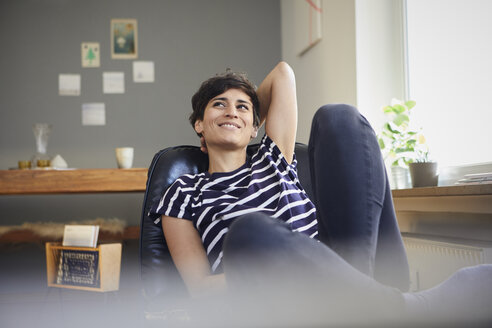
[222,212,405,326]
[223,212,492,326]
[308,104,408,287]
[221,105,492,326]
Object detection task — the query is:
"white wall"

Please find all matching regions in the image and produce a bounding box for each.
[282,0,492,168]
[281,0,405,142]
[281,0,358,144]
[0,0,281,224]
[355,0,407,130]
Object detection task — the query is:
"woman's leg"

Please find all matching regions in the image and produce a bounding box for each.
[222,212,492,326]
[403,264,492,324]
[308,104,409,290]
[222,213,404,326]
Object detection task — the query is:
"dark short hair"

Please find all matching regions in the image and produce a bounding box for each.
[189,71,260,131]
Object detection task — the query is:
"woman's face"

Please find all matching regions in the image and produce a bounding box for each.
[194,88,258,151]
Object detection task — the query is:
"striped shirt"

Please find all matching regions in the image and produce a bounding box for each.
[150,134,318,273]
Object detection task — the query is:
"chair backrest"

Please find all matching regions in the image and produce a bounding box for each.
[139,143,408,307]
[139,143,313,304]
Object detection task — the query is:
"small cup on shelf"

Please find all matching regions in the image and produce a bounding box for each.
[115,147,134,169]
[18,160,32,170]
[37,159,51,168]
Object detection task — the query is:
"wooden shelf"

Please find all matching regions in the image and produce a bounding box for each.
[391,184,492,214]
[391,184,492,215]
[392,183,492,198]
[392,183,492,244]
[0,168,147,195]
[0,226,139,244]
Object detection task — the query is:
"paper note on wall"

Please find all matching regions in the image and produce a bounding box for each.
[133,61,154,83]
[59,74,81,96]
[82,103,106,126]
[103,72,125,94]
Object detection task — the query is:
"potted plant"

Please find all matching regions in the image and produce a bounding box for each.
[378,99,438,188]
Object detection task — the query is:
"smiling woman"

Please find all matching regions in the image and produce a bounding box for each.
[149,62,310,297]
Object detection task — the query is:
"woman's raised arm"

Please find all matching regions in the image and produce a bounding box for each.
[256,61,297,163]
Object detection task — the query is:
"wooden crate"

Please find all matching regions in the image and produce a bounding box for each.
[45,242,122,292]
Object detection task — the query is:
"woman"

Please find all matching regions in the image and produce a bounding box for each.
[151,62,317,297]
[150,62,492,325]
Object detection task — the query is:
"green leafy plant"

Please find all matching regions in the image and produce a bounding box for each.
[378,99,430,167]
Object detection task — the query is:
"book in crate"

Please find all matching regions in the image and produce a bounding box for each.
[56,249,100,288]
[46,242,121,292]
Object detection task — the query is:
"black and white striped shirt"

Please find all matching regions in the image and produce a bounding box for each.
[150,134,318,273]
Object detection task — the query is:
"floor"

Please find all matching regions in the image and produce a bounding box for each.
[0,240,145,328]
[3,239,491,328]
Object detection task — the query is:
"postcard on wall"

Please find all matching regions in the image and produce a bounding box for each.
[59,74,81,96]
[133,61,154,83]
[81,42,100,68]
[103,72,125,94]
[82,103,106,126]
[111,19,138,59]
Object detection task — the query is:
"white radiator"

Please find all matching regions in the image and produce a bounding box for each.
[403,236,492,291]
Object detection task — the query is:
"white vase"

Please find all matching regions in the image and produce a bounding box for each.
[390,166,411,189]
[31,123,52,168]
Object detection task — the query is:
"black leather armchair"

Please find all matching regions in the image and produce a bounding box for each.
[139,143,409,311]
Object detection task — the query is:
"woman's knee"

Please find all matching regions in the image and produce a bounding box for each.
[223,213,289,254]
[227,213,280,239]
[310,103,376,145]
[313,104,362,130]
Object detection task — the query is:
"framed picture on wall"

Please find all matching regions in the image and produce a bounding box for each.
[295,0,322,56]
[111,19,138,59]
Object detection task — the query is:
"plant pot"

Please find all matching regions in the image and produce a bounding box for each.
[409,162,438,187]
[389,166,411,189]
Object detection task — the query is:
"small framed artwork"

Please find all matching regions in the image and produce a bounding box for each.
[81,42,100,67]
[111,19,138,59]
[295,0,322,56]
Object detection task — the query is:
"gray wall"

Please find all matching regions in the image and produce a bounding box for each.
[0,0,281,225]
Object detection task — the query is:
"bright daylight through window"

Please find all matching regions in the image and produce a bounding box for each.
[406,0,492,166]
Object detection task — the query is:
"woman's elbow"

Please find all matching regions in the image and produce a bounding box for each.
[275,61,295,79]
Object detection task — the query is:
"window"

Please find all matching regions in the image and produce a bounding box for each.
[406,0,492,166]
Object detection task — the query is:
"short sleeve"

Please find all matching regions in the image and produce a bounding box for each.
[148,178,194,224]
[258,134,298,174]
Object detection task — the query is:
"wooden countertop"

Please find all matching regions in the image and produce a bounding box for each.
[0,168,148,195]
[392,183,492,198]
[392,183,492,214]
[2,168,489,196]
[0,226,140,244]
